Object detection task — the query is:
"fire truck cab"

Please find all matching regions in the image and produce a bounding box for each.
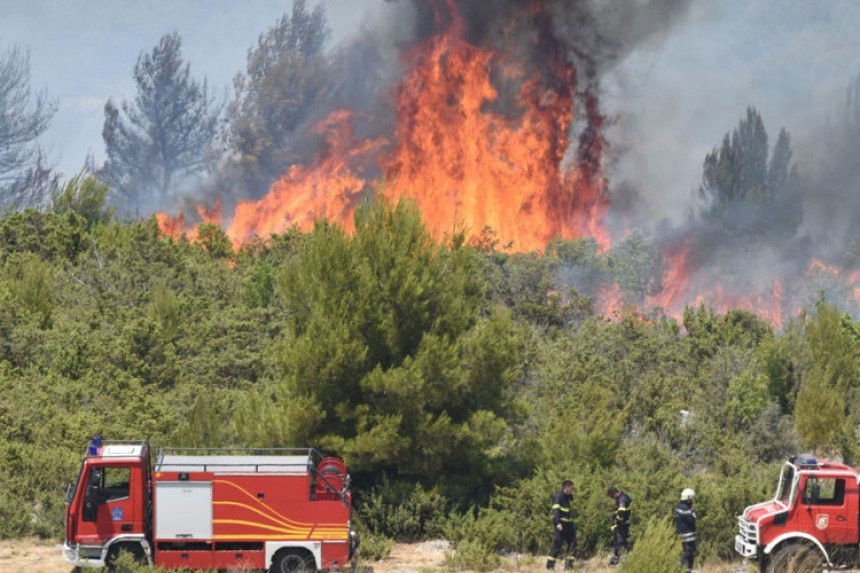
[64,438,355,571]
[735,455,860,572]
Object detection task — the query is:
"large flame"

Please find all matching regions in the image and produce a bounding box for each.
[154,1,860,329]
[225,110,384,244]
[382,0,609,252]
[159,0,609,253]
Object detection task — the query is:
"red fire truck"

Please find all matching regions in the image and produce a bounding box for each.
[735,455,860,571]
[63,438,356,571]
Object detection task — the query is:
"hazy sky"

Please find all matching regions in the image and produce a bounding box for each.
[601,0,860,223]
[2,0,859,224]
[0,0,382,178]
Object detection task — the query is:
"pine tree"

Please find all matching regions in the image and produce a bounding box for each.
[796,302,859,456]
[698,107,802,239]
[0,43,57,207]
[227,0,329,194]
[101,32,223,209]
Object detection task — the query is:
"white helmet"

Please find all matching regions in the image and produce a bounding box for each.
[681,488,695,501]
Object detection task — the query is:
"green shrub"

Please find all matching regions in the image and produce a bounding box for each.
[444,539,501,572]
[692,463,776,563]
[358,481,449,541]
[357,532,395,561]
[107,550,154,572]
[618,516,678,573]
[0,488,30,538]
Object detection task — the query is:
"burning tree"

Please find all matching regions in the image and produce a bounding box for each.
[227,0,330,197]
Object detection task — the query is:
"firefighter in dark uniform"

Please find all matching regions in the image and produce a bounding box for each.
[546,480,576,569]
[674,488,697,573]
[607,486,632,566]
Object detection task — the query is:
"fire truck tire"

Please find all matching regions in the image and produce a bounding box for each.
[271,548,316,573]
[766,542,825,573]
[105,542,147,572]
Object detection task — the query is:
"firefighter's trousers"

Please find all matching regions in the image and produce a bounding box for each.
[547,523,577,569]
[680,540,696,572]
[613,523,629,556]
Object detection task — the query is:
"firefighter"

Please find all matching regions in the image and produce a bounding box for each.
[607,486,632,566]
[674,488,697,573]
[546,479,577,570]
[348,530,360,573]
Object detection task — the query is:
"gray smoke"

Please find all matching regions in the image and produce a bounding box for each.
[210,0,860,319]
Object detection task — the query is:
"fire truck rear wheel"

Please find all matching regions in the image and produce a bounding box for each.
[272,548,316,573]
[767,542,825,573]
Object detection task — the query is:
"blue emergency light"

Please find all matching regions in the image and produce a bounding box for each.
[89,436,102,455]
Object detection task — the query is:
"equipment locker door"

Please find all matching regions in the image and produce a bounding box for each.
[154,481,213,539]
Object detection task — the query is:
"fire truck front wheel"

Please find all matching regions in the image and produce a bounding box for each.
[766,542,825,573]
[271,548,316,573]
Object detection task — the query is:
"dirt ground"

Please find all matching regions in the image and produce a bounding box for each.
[0,538,749,572]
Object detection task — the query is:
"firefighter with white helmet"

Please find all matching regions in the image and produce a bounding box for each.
[675,488,697,573]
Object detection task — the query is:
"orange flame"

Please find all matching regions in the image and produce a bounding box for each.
[638,233,785,328]
[157,0,609,254]
[226,110,385,244]
[647,238,692,316]
[382,0,609,252]
[158,200,223,241]
[595,283,624,317]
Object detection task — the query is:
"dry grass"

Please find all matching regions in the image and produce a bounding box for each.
[0,538,762,573]
[372,542,753,573]
[0,537,67,573]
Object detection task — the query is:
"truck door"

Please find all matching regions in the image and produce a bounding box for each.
[796,474,855,544]
[76,464,137,544]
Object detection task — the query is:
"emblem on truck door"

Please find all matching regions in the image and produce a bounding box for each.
[816,514,829,530]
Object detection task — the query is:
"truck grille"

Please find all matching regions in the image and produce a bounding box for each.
[738,515,757,542]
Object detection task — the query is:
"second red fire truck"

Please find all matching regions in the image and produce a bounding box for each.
[736,455,860,571]
[63,438,357,571]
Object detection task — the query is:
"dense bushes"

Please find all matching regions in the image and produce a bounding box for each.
[359,481,449,542]
[0,198,858,572]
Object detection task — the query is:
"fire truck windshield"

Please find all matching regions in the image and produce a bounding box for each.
[776,464,796,506]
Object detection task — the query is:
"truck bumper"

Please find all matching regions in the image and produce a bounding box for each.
[735,534,758,558]
[62,541,106,568]
[62,542,79,564]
